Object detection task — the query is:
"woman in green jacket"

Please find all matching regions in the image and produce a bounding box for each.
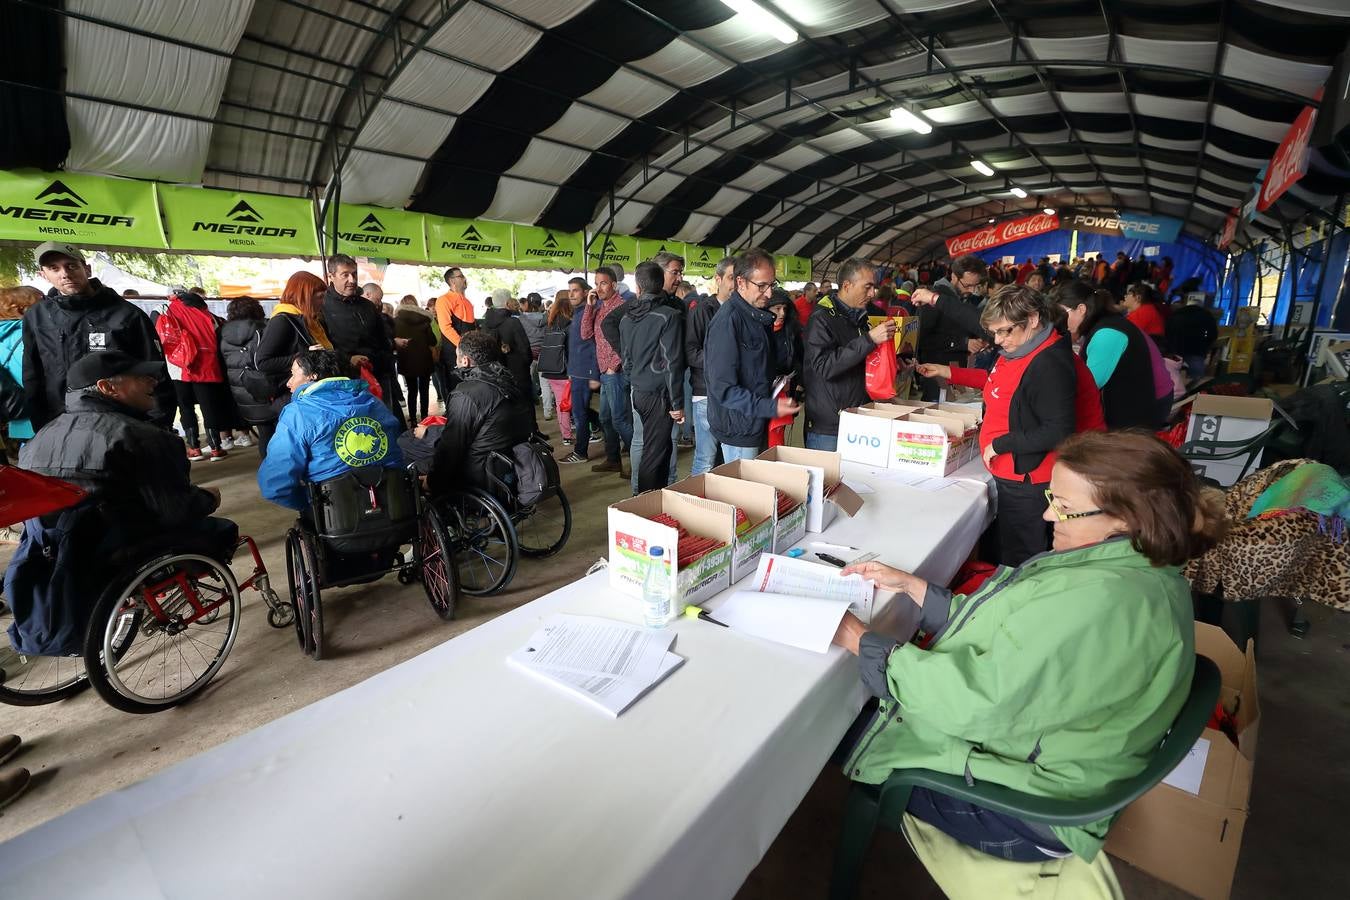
[832,430,1226,863]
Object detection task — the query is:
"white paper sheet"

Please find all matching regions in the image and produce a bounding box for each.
[750,553,874,607]
[714,591,854,653]
[1162,736,1211,795]
[510,614,672,687]
[508,651,685,717]
[865,469,953,492]
[841,479,875,495]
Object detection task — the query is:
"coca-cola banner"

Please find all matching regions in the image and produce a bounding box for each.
[1257,96,1319,212]
[945,212,1059,257]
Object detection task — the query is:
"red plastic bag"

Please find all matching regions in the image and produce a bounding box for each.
[864,343,898,400]
[356,361,383,400]
[0,465,88,529]
[557,380,572,414]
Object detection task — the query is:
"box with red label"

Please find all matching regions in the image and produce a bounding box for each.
[607,490,734,607]
[755,446,864,532]
[666,474,776,583]
[710,459,811,552]
[892,410,979,476]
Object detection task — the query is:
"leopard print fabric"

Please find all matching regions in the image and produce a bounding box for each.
[1184,459,1350,610]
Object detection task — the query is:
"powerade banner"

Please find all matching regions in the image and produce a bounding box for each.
[776,255,811,281]
[684,244,723,277]
[160,185,319,256]
[324,202,426,262]
[1062,211,1182,243]
[0,169,167,249]
[586,233,639,270]
[945,213,1058,257]
[514,225,583,270]
[426,216,514,266]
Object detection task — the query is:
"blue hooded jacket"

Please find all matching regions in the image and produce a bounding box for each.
[258,378,404,510]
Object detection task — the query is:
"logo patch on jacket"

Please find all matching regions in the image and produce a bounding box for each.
[87,332,107,350]
[334,417,389,467]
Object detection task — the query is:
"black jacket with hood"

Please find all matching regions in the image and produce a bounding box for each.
[428,362,535,495]
[480,309,533,396]
[322,286,393,379]
[917,277,987,362]
[22,280,174,430]
[802,296,876,435]
[218,317,275,424]
[703,292,779,448]
[617,291,685,410]
[685,293,721,396]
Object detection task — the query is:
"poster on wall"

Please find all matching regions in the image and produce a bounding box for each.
[0,169,167,249]
[160,185,318,256]
[1047,254,1061,264]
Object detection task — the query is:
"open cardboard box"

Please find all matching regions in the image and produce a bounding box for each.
[836,405,912,468]
[755,446,864,532]
[666,473,777,583]
[1105,623,1259,900]
[607,490,734,607]
[1182,395,1274,487]
[710,458,810,552]
[892,409,979,476]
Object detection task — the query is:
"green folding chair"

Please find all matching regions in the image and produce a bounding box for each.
[829,655,1222,900]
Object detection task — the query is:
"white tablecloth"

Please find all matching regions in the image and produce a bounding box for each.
[0,462,992,900]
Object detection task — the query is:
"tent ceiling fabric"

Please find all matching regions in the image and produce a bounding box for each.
[5,0,1350,264]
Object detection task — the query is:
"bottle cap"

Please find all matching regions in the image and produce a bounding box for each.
[649,546,664,557]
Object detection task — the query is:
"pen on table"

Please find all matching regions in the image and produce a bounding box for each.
[815,552,847,568]
[683,605,728,627]
[812,542,858,552]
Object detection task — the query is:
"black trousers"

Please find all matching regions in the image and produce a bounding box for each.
[631,388,675,493]
[173,381,231,450]
[994,475,1051,567]
[404,374,431,422]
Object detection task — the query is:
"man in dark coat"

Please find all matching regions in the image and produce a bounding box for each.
[427,331,534,496]
[480,290,534,401]
[22,242,174,430]
[322,254,402,429]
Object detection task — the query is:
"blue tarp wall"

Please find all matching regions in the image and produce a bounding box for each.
[973,230,1225,295]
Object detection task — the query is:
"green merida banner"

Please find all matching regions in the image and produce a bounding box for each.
[323,202,427,262]
[514,225,584,270]
[684,244,723,278]
[775,254,811,281]
[426,216,515,266]
[636,237,684,263]
[160,184,319,256]
[586,232,639,271]
[0,168,167,249]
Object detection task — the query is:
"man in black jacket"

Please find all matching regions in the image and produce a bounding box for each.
[912,254,990,400]
[686,256,733,475]
[427,331,534,496]
[322,254,402,428]
[480,290,535,402]
[20,350,235,548]
[1165,297,1219,380]
[620,261,686,493]
[802,258,896,451]
[23,242,174,430]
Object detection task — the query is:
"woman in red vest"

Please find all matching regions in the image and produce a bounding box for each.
[156,287,232,461]
[914,285,1092,565]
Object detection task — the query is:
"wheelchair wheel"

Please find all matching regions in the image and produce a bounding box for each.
[285,528,324,661]
[416,505,459,620]
[84,553,241,714]
[0,602,90,706]
[515,489,572,559]
[446,489,518,596]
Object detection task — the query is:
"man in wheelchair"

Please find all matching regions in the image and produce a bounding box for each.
[258,349,405,511]
[426,330,534,497]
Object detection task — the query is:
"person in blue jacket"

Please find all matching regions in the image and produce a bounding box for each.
[703,249,801,460]
[560,277,601,464]
[258,349,404,510]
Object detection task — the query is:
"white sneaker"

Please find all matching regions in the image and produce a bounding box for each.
[219,437,234,450]
[232,431,252,447]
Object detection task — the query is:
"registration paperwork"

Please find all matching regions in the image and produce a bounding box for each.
[713,554,875,653]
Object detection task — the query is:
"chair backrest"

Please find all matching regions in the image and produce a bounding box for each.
[308,466,417,553]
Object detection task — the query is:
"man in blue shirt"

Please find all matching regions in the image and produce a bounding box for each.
[258,349,404,510]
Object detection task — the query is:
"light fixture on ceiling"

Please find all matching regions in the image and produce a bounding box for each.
[719,0,798,44]
[1043,207,1056,216]
[888,106,933,135]
[1010,187,1028,199]
[971,159,995,177]
[988,218,997,224]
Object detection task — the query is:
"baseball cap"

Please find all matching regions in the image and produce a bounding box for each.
[33,241,86,267]
[67,351,164,390]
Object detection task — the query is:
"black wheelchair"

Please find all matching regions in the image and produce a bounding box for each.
[284,466,458,661]
[438,434,572,597]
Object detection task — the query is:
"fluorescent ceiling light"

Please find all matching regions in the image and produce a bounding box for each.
[888,106,933,135]
[1010,187,1028,198]
[971,159,995,177]
[720,0,798,44]
[1043,207,1056,215]
[988,218,997,224]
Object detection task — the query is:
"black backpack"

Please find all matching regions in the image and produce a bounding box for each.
[511,437,560,507]
[537,329,568,379]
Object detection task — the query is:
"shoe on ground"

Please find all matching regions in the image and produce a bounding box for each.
[561,438,573,446]
[558,452,588,464]
[232,432,253,447]
[0,734,19,768]
[543,413,554,421]
[219,437,234,450]
[677,437,694,449]
[186,447,204,462]
[209,449,229,462]
[0,767,31,811]
[590,460,622,473]
[618,467,630,480]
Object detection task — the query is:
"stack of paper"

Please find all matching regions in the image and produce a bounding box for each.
[712,554,875,653]
[507,614,684,717]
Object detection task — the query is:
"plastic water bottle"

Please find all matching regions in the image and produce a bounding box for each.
[642,546,672,628]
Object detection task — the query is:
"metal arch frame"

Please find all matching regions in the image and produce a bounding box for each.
[1096,0,1158,216]
[1181,3,1232,232]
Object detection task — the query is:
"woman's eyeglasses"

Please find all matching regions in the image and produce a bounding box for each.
[991,323,1024,340]
[1044,490,1105,521]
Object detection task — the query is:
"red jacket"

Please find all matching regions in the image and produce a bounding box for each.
[157,298,223,383]
[794,294,814,326]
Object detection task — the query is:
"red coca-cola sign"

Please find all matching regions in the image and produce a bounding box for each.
[945,212,1060,257]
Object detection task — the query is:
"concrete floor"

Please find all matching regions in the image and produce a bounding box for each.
[3,411,1349,897]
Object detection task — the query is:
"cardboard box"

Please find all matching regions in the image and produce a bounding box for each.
[1183,395,1274,487]
[665,474,777,584]
[891,410,979,476]
[607,490,734,606]
[836,405,909,468]
[1106,624,1258,900]
[710,458,810,552]
[755,446,864,532]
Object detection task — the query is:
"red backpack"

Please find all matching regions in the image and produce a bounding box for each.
[155,308,199,370]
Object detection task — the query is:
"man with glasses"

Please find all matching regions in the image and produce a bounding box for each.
[910,254,991,401]
[703,249,800,462]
